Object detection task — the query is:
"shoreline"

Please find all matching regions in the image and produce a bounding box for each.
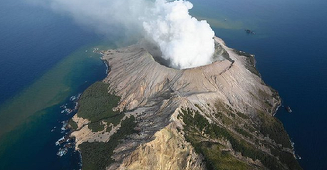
[67,37,301,169]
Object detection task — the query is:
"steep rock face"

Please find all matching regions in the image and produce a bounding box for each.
[71,37,301,170]
[116,123,205,170]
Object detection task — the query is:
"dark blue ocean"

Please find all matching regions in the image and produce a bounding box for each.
[0,0,326,169]
[0,0,100,104]
[191,0,327,169]
[0,0,108,169]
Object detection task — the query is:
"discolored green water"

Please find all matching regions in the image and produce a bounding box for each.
[0,43,111,169]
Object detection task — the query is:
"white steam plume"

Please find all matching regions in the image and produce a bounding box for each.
[143,0,215,69]
[32,0,215,69]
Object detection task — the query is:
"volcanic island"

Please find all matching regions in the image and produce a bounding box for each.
[67,37,301,170]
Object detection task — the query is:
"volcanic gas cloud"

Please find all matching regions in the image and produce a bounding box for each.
[48,0,215,69]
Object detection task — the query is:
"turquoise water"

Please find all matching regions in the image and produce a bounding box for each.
[190,0,327,169]
[0,0,111,169]
[1,0,326,169]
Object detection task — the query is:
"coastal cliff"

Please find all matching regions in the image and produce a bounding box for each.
[69,37,301,170]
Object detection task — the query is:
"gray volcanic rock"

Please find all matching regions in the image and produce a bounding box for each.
[72,37,301,170]
[104,37,278,117]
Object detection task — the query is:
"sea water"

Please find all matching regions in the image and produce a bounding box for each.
[190,0,327,169]
[1,0,327,169]
[0,0,109,169]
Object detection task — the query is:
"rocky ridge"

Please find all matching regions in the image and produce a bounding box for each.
[70,37,301,170]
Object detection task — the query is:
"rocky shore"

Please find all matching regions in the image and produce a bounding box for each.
[69,37,301,170]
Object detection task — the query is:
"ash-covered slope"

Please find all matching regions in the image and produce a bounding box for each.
[70,37,301,170]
